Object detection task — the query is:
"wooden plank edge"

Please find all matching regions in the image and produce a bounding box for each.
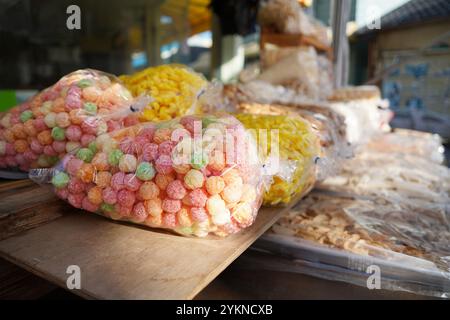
[0,251,96,300]
[0,179,34,192]
[0,199,65,240]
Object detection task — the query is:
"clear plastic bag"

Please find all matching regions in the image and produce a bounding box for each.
[120,64,208,122]
[235,113,320,206]
[235,102,352,180]
[257,47,326,101]
[259,46,333,101]
[0,69,140,172]
[328,97,391,145]
[30,115,264,238]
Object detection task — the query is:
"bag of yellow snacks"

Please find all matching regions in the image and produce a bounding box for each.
[120,64,208,122]
[236,113,320,206]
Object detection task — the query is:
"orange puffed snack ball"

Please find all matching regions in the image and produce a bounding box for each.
[77,163,95,183]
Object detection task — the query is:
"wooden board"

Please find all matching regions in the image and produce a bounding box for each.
[0,180,290,299]
[0,180,64,240]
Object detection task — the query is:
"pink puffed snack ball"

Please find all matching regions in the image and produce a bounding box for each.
[142,143,159,161]
[66,157,84,176]
[111,172,126,191]
[162,199,182,213]
[190,207,209,222]
[119,137,136,154]
[162,213,177,228]
[30,139,44,154]
[52,140,66,154]
[102,187,118,205]
[166,180,187,200]
[187,189,208,207]
[117,189,136,208]
[68,193,84,209]
[132,202,148,222]
[154,154,173,174]
[124,174,142,192]
[66,125,82,141]
[158,141,175,155]
[67,177,85,194]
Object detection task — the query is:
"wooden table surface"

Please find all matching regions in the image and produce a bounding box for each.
[0,179,289,300]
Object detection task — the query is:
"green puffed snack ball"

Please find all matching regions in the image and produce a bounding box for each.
[101,203,115,213]
[108,149,123,166]
[77,79,92,88]
[51,127,66,141]
[20,110,34,123]
[191,152,208,170]
[51,172,70,189]
[88,141,97,154]
[76,148,94,163]
[84,102,97,115]
[136,162,156,181]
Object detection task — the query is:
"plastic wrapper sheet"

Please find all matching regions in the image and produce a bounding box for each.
[0,69,141,172]
[318,150,450,210]
[328,97,392,145]
[258,189,450,298]
[235,113,320,206]
[30,115,264,237]
[120,64,208,122]
[363,129,445,164]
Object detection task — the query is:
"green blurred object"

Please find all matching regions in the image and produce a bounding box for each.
[0,90,17,112]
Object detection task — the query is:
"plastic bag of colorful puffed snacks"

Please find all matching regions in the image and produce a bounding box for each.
[120,64,208,122]
[0,69,144,172]
[30,115,264,237]
[236,113,320,206]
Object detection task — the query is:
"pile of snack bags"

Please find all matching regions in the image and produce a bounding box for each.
[1,64,349,237]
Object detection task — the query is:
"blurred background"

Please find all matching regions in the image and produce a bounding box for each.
[0,0,449,142]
